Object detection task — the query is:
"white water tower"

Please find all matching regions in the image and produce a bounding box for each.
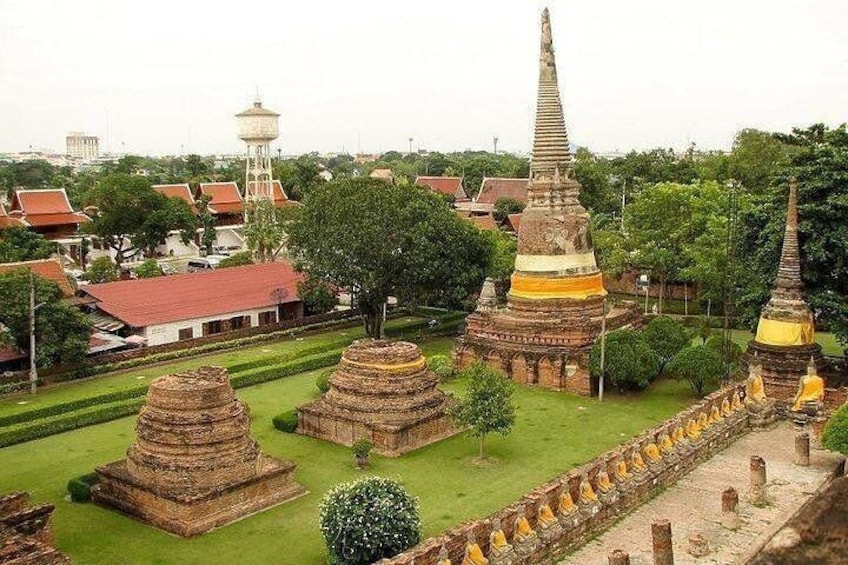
[236,98,279,204]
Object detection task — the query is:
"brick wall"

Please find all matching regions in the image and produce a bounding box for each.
[379,386,748,565]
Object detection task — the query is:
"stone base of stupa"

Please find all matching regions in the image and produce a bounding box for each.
[456,301,641,395]
[745,340,824,403]
[297,340,460,457]
[92,456,306,537]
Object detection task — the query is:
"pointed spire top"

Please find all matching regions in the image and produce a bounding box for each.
[773,177,803,297]
[540,7,556,82]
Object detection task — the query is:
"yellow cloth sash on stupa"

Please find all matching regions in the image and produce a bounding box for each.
[755,317,814,346]
[510,272,606,300]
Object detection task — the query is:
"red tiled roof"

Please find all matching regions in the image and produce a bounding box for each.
[198,182,243,215]
[9,189,90,228]
[0,203,27,228]
[415,176,467,199]
[475,178,529,205]
[0,258,76,297]
[82,262,304,328]
[153,184,196,208]
[506,213,522,232]
[245,180,293,207]
[0,345,26,363]
[466,215,499,231]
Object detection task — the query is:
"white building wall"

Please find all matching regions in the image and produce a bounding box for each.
[214,226,245,250]
[141,306,278,346]
[156,231,200,258]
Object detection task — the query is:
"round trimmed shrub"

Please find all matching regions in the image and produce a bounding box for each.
[666,345,723,397]
[316,370,333,394]
[589,329,660,391]
[67,472,100,502]
[705,334,743,376]
[642,316,690,371]
[272,410,299,433]
[318,476,421,565]
[426,354,456,382]
[822,404,848,457]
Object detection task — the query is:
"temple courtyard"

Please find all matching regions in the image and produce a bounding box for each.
[0,335,699,564]
[559,422,843,564]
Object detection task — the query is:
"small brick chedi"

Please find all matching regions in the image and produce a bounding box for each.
[92,366,305,537]
[297,340,458,456]
[746,178,823,394]
[0,491,69,564]
[455,9,638,395]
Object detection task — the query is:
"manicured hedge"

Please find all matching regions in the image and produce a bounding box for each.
[0,386,147,428]
[67,472,100,502]
[272,410,299,433]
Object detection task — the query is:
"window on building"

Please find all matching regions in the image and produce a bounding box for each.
[230,316,246,330]
[204,320,222,336]
[178,327,194,341]
[258,311,276,326]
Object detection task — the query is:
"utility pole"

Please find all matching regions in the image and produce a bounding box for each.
[28,272,45,395]
[598,298,608,402]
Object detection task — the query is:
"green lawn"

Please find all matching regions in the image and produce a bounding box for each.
[0,336,697,565]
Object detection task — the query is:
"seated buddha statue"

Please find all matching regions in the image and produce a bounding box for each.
[659,433,675,456]
[614,459,631,482]
[488,521,514,561]
[745,363,775,413]
[672,426,686,444]
[644,443,662,465]
[537,504,558,530]
[686,418,702,441]
[462,543,489,565]
[792,358,825,412]
[721,398,732,417]
[514,516,537,543]
[579,477,599,504]
[438,545,452,565]
[697,412,710,431]
[710,405,723,424]
[596,470,615,494]
[630,449,647,472]
[731,390,744,411]
[558,491,577,517]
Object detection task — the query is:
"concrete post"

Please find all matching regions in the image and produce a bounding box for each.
[795,433,810,466]
[721,487,740,530]
[749,455,768,506]
[651,519,674,565]
[608,549,631,565]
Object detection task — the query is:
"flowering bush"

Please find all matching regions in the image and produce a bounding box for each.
[318,476,421,565]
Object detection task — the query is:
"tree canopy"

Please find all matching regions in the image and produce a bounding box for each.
[589,329,660,391]
[449,362,516,460]
[0,227,55,263]
[287,178,491,337]
[666,344,723,397]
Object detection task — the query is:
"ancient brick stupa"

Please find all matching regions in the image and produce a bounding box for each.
[0,491,69,564]
[297,340,458,456]
[92,366,305,537]
[455,8,639,395]
[746,178,823,394]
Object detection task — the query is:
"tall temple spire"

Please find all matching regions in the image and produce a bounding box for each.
[772,177,804,300]
[531,8,572,182]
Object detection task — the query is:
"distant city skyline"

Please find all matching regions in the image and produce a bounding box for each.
[1,0,846,157]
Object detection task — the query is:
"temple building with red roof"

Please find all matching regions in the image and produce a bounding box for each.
[245,180,295,208]
[197,182,246,250]
[415,176,468,201]
[0,258,76,297]
[0,202,27,229]
[152,184,202,257]
[81,262,304,346]
[5,189,90,262]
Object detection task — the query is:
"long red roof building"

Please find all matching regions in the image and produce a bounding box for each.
[415,176,468,200]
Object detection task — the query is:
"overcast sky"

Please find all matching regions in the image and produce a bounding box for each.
[1,0,846,157]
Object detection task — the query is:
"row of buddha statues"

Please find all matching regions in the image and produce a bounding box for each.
[435,392,747,565]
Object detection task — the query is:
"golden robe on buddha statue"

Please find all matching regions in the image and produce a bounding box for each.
[792,358,825,412]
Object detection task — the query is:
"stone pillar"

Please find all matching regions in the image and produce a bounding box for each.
[749,456,768,506]
[721,487,740,530]
[687,532,710,557]
[651,519,674,565]
[795,433,810,466]
[608,549,630,565]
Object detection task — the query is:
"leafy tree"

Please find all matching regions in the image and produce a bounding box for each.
[480,229,517,282]
[318,476,421,565]
[0,160,54,193]
[296,276,338,315]
[0,270,90,367]
[217,251,254,268]
[729,129,793,194]
[243,201,298,262]
[288,178,491,338]
[84,174,198,264]
[589,329,660,391]
[666,345,723,397]
[134,259,163,278]
[705,334,743,377]
[195,194,216,256]
[492,197,525,223]
[449,362,516,460]
[84,257,119,283]
[426,354,456,382]
[642,316,690,371]
[822,403,848,457]
[0,227,55,262]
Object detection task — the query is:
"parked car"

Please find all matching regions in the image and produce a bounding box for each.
[186,255,229,272]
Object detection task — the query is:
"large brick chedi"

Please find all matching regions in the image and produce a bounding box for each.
[92,366,305,537]
[746,179,823,395]
[297,340,459,456]
[455,8,639,395]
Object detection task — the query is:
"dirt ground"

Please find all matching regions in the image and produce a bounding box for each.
[750,473,848,565]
